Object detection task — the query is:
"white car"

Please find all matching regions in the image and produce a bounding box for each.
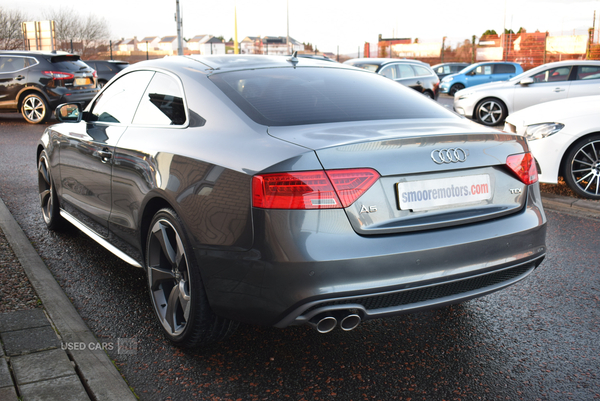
[504,95,600,199]
[454,60,600,127]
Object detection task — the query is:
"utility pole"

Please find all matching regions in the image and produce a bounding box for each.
[234,3,239,54]
[441,36,446,63]
[286,0,290,54]
[175,0,184,56]
[472,35,476,64]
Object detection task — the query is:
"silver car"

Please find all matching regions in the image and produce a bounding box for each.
[454,60,600,126]
[38,55,547,347]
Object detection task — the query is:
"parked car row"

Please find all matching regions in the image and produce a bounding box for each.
[0,50,128,123]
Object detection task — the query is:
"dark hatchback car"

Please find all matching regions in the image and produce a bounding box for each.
[38,55,546,347]
[83,60,129,88]
[344,58,440,99]
[431,62,470,80]
[0,51,99,123]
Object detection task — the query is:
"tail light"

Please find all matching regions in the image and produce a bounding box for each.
[506,152,538,185]
[253,168,380,209]
[42,71,74,80]
[92,70,97,78]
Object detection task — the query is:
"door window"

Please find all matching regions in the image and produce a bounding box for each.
[132,72,187,126]
[90,71,154,124]
[474,65,493,75]
[531,67,571,83]
[493,64,516,74]
[396,64,415,78]
[0,56,26,73]
[379,65,397,79]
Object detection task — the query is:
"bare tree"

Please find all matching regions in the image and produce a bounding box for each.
[43,7,110,58]
[0,7,28,50]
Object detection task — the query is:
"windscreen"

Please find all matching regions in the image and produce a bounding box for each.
[210,67,455,126]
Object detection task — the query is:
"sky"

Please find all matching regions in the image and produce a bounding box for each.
[4,0,599,55]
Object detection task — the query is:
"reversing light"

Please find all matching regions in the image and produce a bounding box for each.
[506,152,538,185]
[42,70,75,80]
[252,168,380,209]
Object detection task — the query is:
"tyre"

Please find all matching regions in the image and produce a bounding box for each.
[475,98,507,126]
[449,83,464,96]
[422,90,434,99]
[22,93,50,124]
[38,150,64,230]
[146,208,237,347]
[563,134,600,199]
[98,80,107,89]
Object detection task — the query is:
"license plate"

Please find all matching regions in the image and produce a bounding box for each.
[75,77,91,86]
[397,174,492,211]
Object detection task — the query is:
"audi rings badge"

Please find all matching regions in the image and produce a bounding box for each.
[431,148,468,164]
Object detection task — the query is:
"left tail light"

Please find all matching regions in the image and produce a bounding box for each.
[506,152,538,185]
[42,71,75,80]
[252,168,380,210]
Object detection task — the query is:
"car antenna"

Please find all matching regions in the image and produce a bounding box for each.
[286,51,298,66]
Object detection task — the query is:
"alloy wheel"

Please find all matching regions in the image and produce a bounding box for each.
[568,139,600,197]
[147,218,191,336]
[477,100,504,125]
[23,95,47,123]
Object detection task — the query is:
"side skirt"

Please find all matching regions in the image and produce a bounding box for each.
[60,209,142,268]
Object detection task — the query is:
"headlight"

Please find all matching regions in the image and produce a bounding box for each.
[524,123,564,141]
[442,76,453,83]
[457,91,474,100]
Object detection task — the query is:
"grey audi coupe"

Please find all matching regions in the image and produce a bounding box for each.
[37,55,547,347]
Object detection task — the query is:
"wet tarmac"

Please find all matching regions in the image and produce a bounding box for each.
[1,114,599,400]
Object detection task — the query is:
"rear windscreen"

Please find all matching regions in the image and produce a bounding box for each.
[209,67,455,126]
[49,55,93,71]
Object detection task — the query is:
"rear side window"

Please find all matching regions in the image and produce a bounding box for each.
[133,72,187,126]
[210,67,455,126]
[0,56,26,72]
[494,64,516,74]
[413,65,432,77]
[577,66,600,80]
[379,65,397,79]
[90,70,154,124]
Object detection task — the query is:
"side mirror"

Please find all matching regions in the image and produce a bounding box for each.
[55,103,82,122]
[519,77,534,85]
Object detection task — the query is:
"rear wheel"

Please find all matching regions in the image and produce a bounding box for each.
[22,93,50,124]
[475,98,507,126]
[146,208,237,347]
[449,83,464,96]
[564,134,600,199]
[38,150,64,230]
[422,90,434,99]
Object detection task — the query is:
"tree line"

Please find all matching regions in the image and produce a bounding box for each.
[0,7,110,58]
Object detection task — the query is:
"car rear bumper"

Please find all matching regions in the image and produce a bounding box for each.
[46,87,100,108]
[197,184,547,327]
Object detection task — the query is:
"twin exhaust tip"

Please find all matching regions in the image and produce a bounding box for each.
[312,313,362,333]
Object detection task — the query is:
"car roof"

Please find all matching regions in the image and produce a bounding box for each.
[0,50,75,57]
[130,54,356,75]
[345,58,427,66]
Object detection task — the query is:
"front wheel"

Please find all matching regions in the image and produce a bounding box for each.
[563,135,600,199]
[449,83,464,96]
[475,98,507,126]
[22,93,50,124]
[146,208,237,347]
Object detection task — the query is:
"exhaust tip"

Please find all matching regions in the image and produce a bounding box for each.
[340,314,361,331]
[315,316,337,333]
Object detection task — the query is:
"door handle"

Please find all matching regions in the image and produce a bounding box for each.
[554,88,565,92]
[98,149,112,163]
[15,75,25,81]
[416,81,421,85]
